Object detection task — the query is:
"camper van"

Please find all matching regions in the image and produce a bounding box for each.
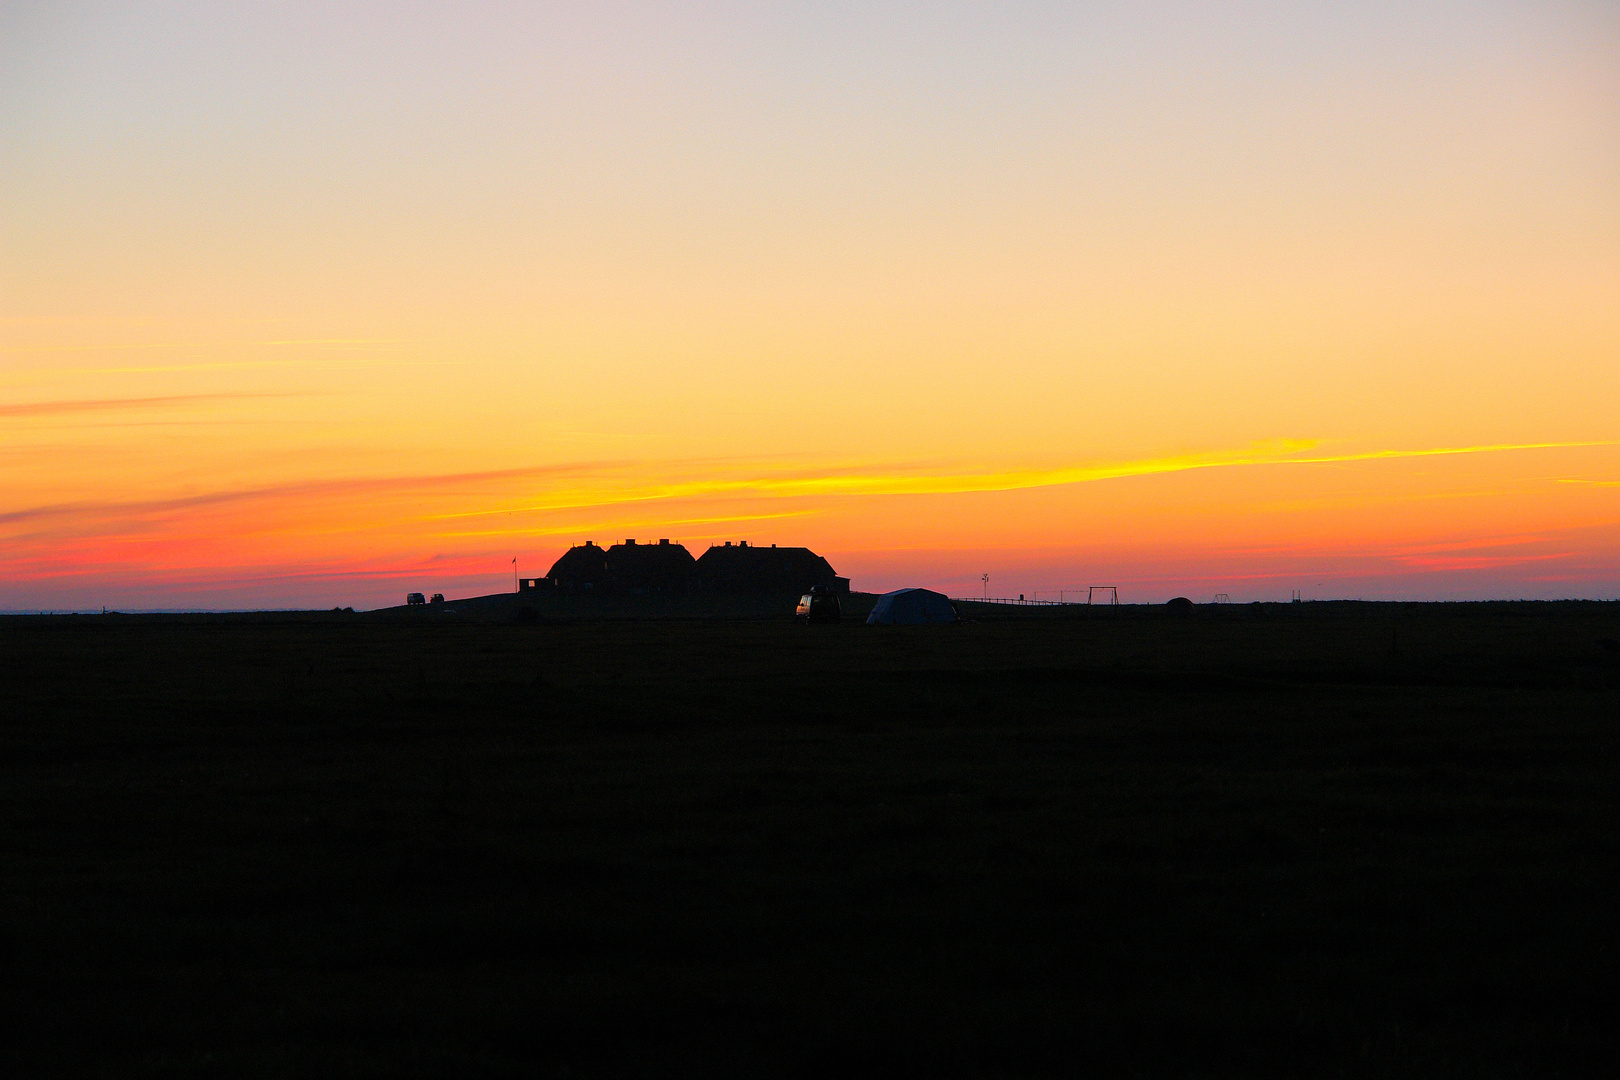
[795,585,841,624]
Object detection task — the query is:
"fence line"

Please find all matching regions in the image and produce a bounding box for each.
[951,597,1077,607]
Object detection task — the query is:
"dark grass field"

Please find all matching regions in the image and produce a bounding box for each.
[3,603,1617,1077]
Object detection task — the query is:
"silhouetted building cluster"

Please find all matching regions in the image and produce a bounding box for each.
[692,541,847,594]
[522,539,848,596]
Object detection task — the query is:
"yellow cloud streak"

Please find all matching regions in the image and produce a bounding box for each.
[431,439,1612,520]
[433,510,813,539]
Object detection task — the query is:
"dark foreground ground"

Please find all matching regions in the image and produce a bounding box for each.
[3,602,1617,1077]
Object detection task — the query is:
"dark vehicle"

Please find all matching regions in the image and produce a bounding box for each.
[406,593,426,606]
[796,585,841,623]
[430,593,445,604]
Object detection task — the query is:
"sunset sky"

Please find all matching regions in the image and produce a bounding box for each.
[3,1,1617,610]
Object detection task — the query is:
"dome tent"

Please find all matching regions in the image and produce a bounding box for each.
[866,588,958,626]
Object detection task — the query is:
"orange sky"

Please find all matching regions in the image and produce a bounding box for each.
[3,3,1618,608]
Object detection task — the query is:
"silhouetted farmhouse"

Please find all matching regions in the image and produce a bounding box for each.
[605,538,695,594]
[692,541,849,595]
[529,538,848,597]
[540,539,691,595]
[542,540,608,592]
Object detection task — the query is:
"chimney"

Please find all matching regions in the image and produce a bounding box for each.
[659,538,669,546]
[625,539,636,545]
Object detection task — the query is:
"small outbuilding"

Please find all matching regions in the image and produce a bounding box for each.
[866,588,958,626]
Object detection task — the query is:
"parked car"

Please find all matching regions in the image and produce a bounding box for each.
[795,585,842,623]
[406,592,426,606]
[430,593,445,604]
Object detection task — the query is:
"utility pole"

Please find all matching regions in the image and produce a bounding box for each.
[981,573,989,599]
[512,556,519,593]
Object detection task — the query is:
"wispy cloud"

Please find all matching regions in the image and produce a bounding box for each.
[1,437,1608,542]
[0,393,296,418]
[1392,533,1552,557]
[1395,552,1573,570]
[0,460,625,529]
[0,338,397,354]
[79,358,422,375]
[430,438,1614,519]
[432,510,813,539]
[1,338,411,378]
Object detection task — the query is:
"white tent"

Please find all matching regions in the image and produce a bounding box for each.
[866,588,958,625]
